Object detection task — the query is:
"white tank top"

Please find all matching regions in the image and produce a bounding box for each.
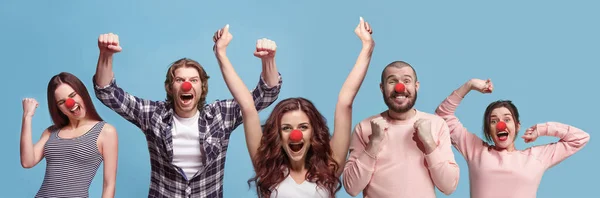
[270,172,330,198]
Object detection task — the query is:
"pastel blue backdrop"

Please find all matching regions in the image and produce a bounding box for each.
[2,0,598,197]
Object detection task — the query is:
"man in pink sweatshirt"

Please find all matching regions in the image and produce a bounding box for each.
[343,61,460,197]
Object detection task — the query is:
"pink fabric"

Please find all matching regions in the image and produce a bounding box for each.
[343,110,459,197]
[435,91,590,198]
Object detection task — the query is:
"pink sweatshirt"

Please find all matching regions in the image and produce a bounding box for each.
[343,110,460,197]
[435,91,590,198]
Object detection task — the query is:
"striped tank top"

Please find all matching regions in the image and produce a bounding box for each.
[35,121,106,198]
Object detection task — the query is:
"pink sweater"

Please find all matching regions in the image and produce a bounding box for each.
[343,110,460,197]
[435,91,590,198]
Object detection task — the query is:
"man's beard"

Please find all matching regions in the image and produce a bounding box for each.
[383,91,417,113]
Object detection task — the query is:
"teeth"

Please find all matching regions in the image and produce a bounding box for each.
[395,96,407,99]
[181,94,192,97]
[289,142,304,145]
[70,104,79,112]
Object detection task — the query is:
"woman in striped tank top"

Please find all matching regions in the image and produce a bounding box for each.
[20,72,118,198]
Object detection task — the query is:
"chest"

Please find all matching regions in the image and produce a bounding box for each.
[45,136,101,162]
[374,126,441,163]
[273,175,329,198]
[470,151,545,185]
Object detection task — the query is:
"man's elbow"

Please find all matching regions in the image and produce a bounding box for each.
[437,178,459,195]
[342,174,362,197]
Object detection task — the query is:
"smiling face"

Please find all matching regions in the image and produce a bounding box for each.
[280,110,313,163]
[483,100,521,150]
[54,83,86,120]
[380,65,419,113]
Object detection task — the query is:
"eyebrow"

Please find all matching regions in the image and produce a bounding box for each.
[490,113,512,118]
[386,75,413,81]
[175,76,200,79]
[281,122,310,126]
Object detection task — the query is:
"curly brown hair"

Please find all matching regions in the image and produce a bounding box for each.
[248,97,341,197]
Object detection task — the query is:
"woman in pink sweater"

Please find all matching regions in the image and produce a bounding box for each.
[435,78,590,198]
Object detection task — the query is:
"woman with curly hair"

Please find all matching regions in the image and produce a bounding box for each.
[240,17,375,197]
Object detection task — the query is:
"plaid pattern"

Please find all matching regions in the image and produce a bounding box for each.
[93,74,282,198]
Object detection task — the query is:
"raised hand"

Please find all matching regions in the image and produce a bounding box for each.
[355,17,373,45]
[469,78,493,93]
[98,33,122,54]
[522,125,539,143]
[213,24,232,54]
[253,38,277,60]
[369,117,388,142]
[413,118,435,154]
[22,98,39,117]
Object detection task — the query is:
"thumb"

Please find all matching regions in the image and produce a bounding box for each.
[223,24,230,34]
[108,45,122,51]
[359,17,365,29]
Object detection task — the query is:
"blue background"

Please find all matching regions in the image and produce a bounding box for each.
[2,0,598,197]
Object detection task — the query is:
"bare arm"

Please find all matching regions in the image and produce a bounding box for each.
[213,25,263,162]
[95,33,122,88]
[99,124,118,198]
[20,98,51,169]
[331,36,374,176]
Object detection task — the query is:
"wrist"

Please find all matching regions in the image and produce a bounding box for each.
[215,50,227,58]
[361,41,375,50]
[99,51,114,59]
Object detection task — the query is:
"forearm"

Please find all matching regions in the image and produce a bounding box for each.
[216,52,255,108]
[95,52,115,88]
[455,80,473,98]
[261,58,279,88]
[425,145,460,195]
[20,116,35,168]
[338,44,374,107]
[101,182,115,198]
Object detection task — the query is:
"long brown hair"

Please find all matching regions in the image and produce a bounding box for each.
[46,72,103,128]
[248,97,341,197]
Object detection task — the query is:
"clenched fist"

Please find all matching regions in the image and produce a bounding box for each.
[369,117,388,142]
[22,98,39,118]
[213,24,232,54]
[413,118,436,154]
[98,33,122,54]
[470,78,493,94]
[254,38,277,60]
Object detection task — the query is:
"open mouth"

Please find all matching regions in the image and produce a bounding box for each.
[289,142,304,152]
[392,94,408,102]
[179,93,194,104]
[69,104,81,114]
[497,131,508,141]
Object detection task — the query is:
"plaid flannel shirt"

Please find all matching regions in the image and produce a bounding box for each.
[93,74,282,198]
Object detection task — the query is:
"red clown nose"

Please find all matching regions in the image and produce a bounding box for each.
[65,98,75,109]
[394,83,406,93]
[289,130,303,142]
[181,82,192,92]
[496,121,507,132]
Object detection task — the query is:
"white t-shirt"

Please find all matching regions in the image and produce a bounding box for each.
[171,110,202,179]
[271,171,329,198]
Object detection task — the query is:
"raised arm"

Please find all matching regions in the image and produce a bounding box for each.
[212,25,263,162]
[435,79,492,161]
[20,98,51,168]
[93,33,160,131]
[331,17,374,176]
[99,123,118,198]
[525,122,590,169]
[215,37,282,134]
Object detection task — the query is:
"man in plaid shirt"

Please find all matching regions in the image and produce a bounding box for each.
[92,26,282,198]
